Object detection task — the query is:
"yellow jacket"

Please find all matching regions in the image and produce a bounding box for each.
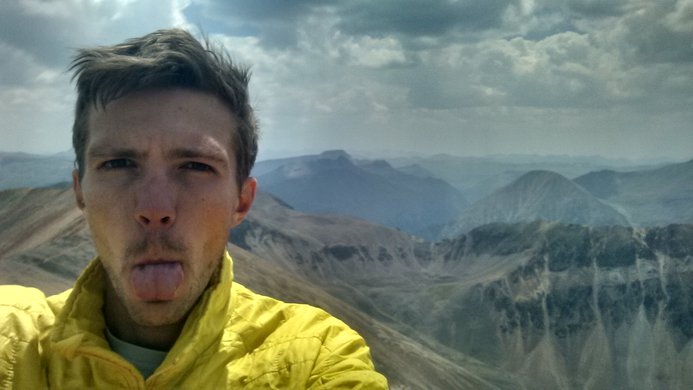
[0,252,388,389]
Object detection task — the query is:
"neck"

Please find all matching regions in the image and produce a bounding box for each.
[103,284,185,351]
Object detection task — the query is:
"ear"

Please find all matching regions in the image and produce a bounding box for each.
[72,169,86,210]
[230,177,257,228]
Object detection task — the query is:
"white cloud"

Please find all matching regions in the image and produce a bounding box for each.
[341,35,407,68]
[0,0,691,160]
[665,0,693,33]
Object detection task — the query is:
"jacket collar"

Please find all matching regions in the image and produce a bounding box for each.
[48,251,234,364]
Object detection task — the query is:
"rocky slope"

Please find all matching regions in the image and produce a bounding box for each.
[426,222,693,389]
[0,187,91,292]
[232,195,693,389]
[231,192,428,281]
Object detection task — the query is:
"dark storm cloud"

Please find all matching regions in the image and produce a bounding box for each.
[619,1,693,64]
[192,0,692,114]
[530,0,631,21]
[0,41,42,86]
[530,0,693,64]
[0,0,183,153]
[209,0,693,114]
[203,0,324,21]
[565,0,631,18]
[0,2,78,68]
[187,0,327,48]
[334,0,519,38]
[0,1,182,74]
[192,0,520,48]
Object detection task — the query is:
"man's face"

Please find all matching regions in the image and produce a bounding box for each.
[73,88,255,327]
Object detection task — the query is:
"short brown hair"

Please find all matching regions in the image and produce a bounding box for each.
[70,28,258,187]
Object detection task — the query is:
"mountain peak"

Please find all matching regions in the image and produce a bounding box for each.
[359,159,394,173]
[503,170,588,198]
[440,169,629,238]
[513,170,571,185]
[319,150,351,160]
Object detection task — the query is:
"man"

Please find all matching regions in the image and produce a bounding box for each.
[0,29,387,388]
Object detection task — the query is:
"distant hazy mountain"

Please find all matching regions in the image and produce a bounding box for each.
[256,150,468,239]
[0,151,73,190]
[439,170,629,238]
[252,150,352,177]
[574,159,693,226]
[389,154,664,202]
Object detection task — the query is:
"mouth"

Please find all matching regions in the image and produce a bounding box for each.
[130,260,184,302]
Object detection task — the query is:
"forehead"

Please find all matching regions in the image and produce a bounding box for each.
[85,88,237,160]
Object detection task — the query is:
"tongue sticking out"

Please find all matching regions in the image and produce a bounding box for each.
[131,262,184,301]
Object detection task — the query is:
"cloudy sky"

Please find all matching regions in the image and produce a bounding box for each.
[1,0,692,162]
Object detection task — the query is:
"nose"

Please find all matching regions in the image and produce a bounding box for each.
[134,173,176,229]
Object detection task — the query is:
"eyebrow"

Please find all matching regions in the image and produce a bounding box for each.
[86,145,229,165]
[87,146,143,160]
[168,147,229,165]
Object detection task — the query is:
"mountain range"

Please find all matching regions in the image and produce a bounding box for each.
[3,145,693,390]
[4,150,690,242]
[255,150,468,239]
[387,153,662,202]
[254,152,691,240]
[4,185,692,389]
[574,159,693,226]
[232,195,693,389]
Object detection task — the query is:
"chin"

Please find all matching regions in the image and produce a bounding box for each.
[127,300,192,328]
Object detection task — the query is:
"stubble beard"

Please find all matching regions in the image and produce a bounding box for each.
[101,234,222,328]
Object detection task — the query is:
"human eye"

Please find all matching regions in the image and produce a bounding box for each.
[182,161,215,173]
[100,159,135,170]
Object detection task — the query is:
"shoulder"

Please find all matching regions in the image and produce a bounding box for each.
[228,283,388,388]
[0,285,48,308]
[0,286,55,337]
[230,282,347,340]
[0,285,57,387]
[0,285,68,313]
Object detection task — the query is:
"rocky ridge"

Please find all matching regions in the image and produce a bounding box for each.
[232,197,693,390]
